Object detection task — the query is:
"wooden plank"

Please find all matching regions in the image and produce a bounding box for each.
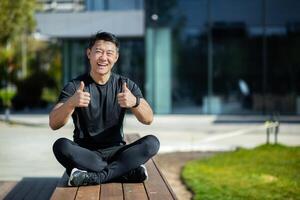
[152,157,178,200]
[123,183,148,200]
[50,187,78,200]
[126,134,177,200]
[0,181,18,199]
[75,185,100,200]
[144,159,174,200]
[100,183,123,200]
[50,172,78,200]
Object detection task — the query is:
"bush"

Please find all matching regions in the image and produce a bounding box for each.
[0,88,16,108]
[12,70,56,110]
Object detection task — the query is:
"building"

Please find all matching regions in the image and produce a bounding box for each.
[35,0,300,115]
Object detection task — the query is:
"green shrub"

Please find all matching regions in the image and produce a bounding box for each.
[12,70,56,110]
[0,88,16,108]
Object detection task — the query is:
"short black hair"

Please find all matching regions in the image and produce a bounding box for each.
[88,31,120,51]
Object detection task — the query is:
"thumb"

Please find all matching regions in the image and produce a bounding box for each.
[122,82,129,93]
[78,81,85,91]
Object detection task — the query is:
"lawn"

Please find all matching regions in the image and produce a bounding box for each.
[182,144,300,200]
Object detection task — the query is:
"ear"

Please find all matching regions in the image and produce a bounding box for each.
[114,51,119,62]
[86,48,91,59]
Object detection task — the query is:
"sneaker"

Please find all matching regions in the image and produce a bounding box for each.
[117,165,148,183]
[140,165,148,181]
[68,168,93,186]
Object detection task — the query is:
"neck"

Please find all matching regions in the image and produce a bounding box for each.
[90,71,111,85]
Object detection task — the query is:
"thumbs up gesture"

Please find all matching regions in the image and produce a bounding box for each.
[70,81,91,107]
[117,82,136,108]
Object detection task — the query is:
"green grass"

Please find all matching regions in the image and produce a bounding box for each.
[182,144,300,200]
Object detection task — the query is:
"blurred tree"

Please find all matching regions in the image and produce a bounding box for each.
[0,0,61,112]
[0,0,36,44]
[12,69,56,110]
[0,0,36,114]
[11,37,62,110]
[0,46,16,108]
[0,0,36,80]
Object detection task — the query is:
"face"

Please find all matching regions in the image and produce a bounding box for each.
[87,40,119,76]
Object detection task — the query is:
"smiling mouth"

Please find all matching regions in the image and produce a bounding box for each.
[97,63,107,67]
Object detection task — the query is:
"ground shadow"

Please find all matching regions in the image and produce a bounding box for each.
[4,177,59,200]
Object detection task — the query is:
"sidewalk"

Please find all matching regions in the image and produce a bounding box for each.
[0,114,299,181]
[1,113,300,152]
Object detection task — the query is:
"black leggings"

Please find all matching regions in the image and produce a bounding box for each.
[52,135,160,183]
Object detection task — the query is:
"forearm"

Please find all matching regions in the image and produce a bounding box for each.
[131,99,153,125]
[49,100,75,130]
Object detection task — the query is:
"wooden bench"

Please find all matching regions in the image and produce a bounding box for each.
[50,134,177,200]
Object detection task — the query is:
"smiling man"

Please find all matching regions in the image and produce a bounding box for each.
[49,31,160,186]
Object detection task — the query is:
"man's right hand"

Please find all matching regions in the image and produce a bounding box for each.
[70,81,90,107]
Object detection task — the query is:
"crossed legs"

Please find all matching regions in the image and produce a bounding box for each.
[53,135,160,184]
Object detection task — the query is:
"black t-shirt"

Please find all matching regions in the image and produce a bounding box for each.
[57,73,143,149]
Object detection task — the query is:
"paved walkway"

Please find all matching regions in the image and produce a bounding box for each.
[1,113,299,151]
[0,114,299,180]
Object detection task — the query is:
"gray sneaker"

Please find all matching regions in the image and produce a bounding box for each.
[140,165,148,181]
[116,165,148,183]
[68,168,99,186]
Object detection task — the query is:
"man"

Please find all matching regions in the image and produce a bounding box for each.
[49,31,160,186]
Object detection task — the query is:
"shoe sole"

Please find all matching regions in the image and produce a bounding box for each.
[141,165,148,181]
[68,168,77,186]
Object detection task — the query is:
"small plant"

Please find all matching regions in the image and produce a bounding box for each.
[0,87,16,108]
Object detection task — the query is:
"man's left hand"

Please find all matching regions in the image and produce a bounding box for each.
[117,83,136,108]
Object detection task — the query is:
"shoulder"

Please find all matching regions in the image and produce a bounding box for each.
[73,73,89,84]
[112,73,143,97]
[64,73,89,90]
[111,73,136,87]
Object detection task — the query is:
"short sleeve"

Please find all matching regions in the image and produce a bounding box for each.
[127,79,144,99]
[57,81,76,103]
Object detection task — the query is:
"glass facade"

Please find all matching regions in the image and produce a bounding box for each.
[37,0,143,12]
[86,0,144,11]
[43,0,300,115]
[146,0,300,114]
[62,38,145,93]
[57,0,145,92]
[114,39,145,92]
